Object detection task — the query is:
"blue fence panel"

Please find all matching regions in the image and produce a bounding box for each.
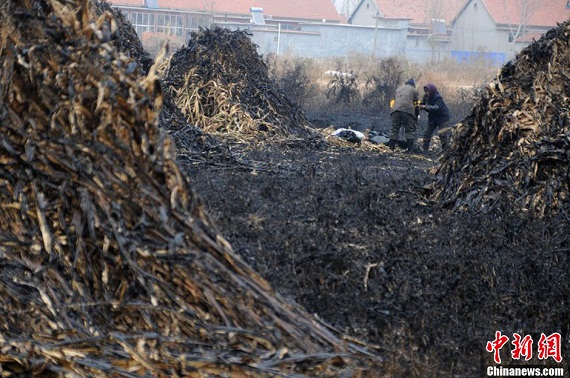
[451,51,507,66]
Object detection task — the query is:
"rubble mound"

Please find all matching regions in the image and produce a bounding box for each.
[432,20,570,217]
[0,0,381,376]
[163,27,320,140]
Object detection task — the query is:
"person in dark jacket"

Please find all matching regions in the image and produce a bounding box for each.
[388,78,419,152]
[419,83,451,152]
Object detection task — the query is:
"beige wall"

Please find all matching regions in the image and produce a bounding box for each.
[452,0,502,53]
[451,0,531,62]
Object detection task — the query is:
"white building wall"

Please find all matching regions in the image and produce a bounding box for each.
[349,0,381,26]
[234,23,408,59]
[451,0,529,64]
[452,0,501,52]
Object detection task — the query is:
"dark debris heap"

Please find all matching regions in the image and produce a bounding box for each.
[93,0,154,73]
[0,0,381,376]
[163,27,319,140]
[93,1,236,169]
[432,20,570,217]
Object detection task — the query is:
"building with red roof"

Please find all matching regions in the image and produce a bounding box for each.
[348,0,466,62]
[348,0,570,64]
[451,0,570,64]
[109,0,347,55]
[108,0,414,59]
[108,0,569,62]
[349,0,464,27]
[110,0,344,30]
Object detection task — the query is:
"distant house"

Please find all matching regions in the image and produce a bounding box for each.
[451,0,570,65]
[108,0,413,59]
[109,0,347,56]
[108,0,212,52]
[348,0,465,62]
[108,0,344,39]
[349,0,570,65]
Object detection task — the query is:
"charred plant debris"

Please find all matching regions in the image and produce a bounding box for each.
[162,27,320,141]
[432,20,570,217]
[0,0,383,376]
[1,0,569,376]
[92,0,153,73]
[92,0,236,170]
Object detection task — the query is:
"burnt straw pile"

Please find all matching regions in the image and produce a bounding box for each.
[93,1,237,170]
[163,27,319,140]
[0,0,381,376]
[432,20,570,217]
[92,0,153,74]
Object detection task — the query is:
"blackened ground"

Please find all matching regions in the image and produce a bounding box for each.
[179,129,570,377]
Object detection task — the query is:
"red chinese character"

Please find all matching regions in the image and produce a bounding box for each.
[511,333,533,361]
[538,333,562,363]
[486,331,509,364]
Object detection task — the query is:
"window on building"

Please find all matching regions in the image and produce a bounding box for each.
[129,12,155,35]
[157,14,165,31]
[188,16,201,29]
[174,15,183,36]
[197,17,210,28]
[280,24,300,31]
[185,15,211,33]
[156,13,183,36]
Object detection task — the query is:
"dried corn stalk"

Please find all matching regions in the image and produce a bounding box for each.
[92,0,153,73]
[163,27,319,141]
[431,20,570,217]
[0,0,381,376]
[90,1,236,168]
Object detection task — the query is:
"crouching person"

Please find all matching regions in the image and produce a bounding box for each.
[419,83,451,152]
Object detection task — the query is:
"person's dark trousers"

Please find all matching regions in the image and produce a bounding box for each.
[422,120,437,151]
[438,121,451,149]
[391,111,416,150]
[423,120,451,151]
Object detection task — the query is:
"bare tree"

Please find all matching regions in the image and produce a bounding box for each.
[424,0,448,61]
[501,0,541,44]
[426,0,445,20]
